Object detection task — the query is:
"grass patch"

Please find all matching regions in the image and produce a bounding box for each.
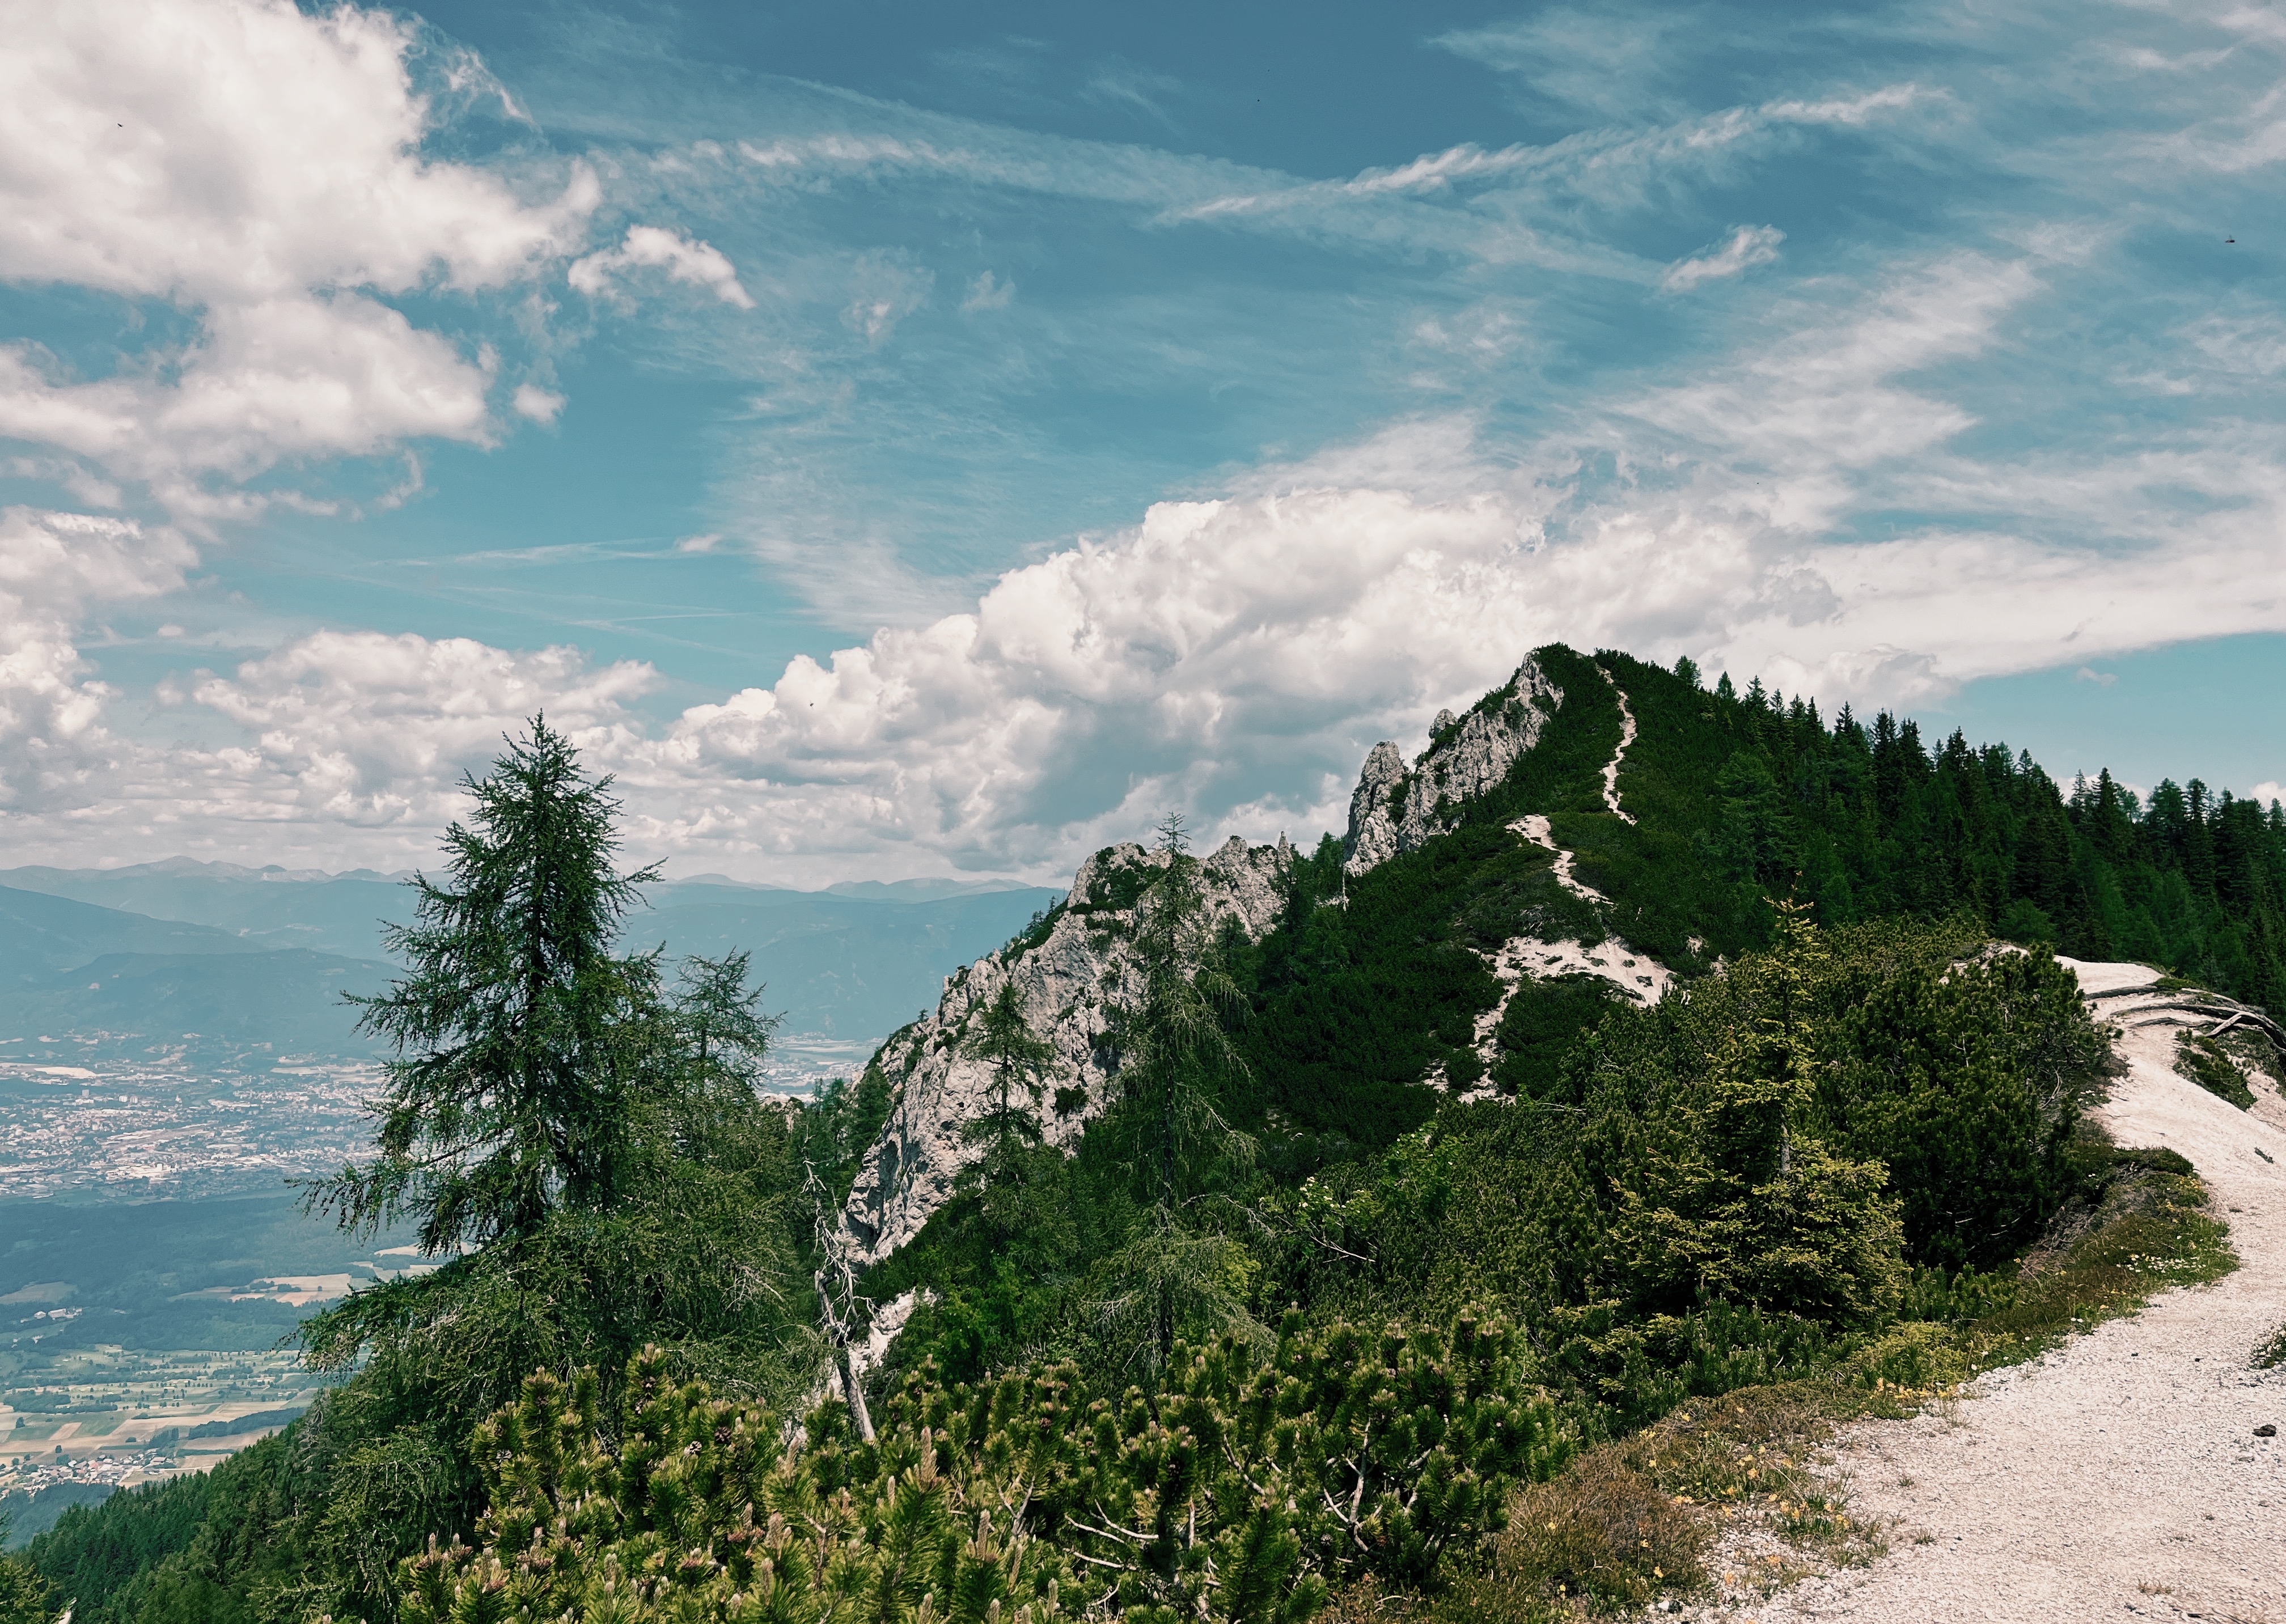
[1420,1381,1900,1617]
[2254,1322,2286,1370]
[1969,1145,2234,1369]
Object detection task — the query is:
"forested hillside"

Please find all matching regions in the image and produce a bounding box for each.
[1218,644,2285,1155]
[8,650,2277,1624]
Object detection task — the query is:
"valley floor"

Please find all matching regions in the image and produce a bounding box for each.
[1746,960,2286,1623]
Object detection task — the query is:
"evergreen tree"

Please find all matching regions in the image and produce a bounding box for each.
[0,1550,50,1624]
[273,722,806,1620]
[1101,815,1261,1370]
[959,978,1058,1173]
[308,716,664,1251]
[1601,901,1906,1327]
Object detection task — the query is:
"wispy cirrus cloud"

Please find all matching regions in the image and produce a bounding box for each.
[1660,224,1786,291]
[728,83,1924,278]
[1172,85,1925,218]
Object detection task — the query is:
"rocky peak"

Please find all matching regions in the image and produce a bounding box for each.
[1343,658,1563,876]
[837,831,1293,1266]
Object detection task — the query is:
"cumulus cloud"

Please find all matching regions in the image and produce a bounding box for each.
[0,0,799,515]
[172,630,657,830]
[0,295,498,497]
[0,506,196,810]
[0,1,587,305]
[1660,224,1785,292]
[512,384,567,423]
[0,501,661,859]
[568,226,755,309]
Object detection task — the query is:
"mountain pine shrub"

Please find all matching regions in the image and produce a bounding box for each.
[395,1313,1573,1624]
[2173,1030,2255,1109]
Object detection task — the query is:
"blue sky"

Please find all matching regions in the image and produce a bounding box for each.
[0,0,2280,881]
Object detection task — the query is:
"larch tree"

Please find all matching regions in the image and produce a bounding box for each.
[1100,813,1261,1371]
[959,978,1059,1175]
[307,716,663,1252]
[286,722,809,1619]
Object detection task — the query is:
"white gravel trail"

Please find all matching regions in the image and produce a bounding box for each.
[1750,959,2286,1624]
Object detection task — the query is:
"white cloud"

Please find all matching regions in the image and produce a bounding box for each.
[1432,7,1689,119]
[0,295,497,499]
[0,506,196,811]
[726,88,1921,277]
[1173,88,1924,241]
[2076,665,2119,686]
[0,0,601,508]
[512,384,567,423]
[1660,224,1786,292]
[1082,61,1189,129]
[0,506,663,860]
[568,225,756,309]
[2252,782,2285,807]
[842,252,933,346]
[0,0,587,304]
[171,630,658,830]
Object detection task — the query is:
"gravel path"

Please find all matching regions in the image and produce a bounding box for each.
[1747,959,2286,1624]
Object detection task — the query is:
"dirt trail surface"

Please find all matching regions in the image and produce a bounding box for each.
[1746,959,2286,1623]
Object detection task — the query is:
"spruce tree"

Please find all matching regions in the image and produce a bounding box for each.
[1605,900,1904,1326]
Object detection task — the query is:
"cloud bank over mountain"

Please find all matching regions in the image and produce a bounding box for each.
[0,0,2280,880]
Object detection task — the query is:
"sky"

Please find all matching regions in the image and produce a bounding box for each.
[0,0,2281,885]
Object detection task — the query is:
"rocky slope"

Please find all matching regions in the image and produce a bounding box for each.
[838,834,1292,1264]
[836,651,1675,1263]
[1342,656,1563,876]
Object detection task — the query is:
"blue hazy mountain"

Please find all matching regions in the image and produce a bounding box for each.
[0,863,1063,1050]
[0,860,416,961]
[0,884,272,985]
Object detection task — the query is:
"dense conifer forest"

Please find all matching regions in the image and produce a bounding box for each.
[6,647,2276,1624]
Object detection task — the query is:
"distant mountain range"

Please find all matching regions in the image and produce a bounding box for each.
[0,862,1064,1063]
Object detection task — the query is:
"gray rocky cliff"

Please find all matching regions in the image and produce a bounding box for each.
[837,832,1292,1266]
[1342,657,1563,876]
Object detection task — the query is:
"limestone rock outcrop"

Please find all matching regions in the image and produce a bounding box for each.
[1343,658,1563,876]
[837,654,1590,1270]
[838,833,1292,1266]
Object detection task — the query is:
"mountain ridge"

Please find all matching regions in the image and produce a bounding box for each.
[838,640,2286,1285]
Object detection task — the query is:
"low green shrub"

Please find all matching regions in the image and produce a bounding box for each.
[1972,1148,2234,1367]
[2174,1032,2255,1109]
[397,1312,1575,1624]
